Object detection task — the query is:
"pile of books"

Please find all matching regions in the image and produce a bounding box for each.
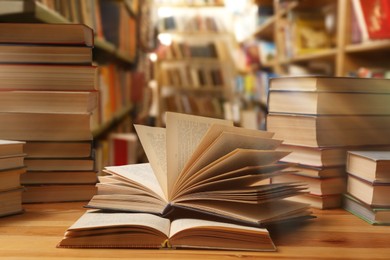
[57,112,314,251]
[0,140,25,217]
[344,151,390,225]
[0,23,98,203]
[267,76,390,209]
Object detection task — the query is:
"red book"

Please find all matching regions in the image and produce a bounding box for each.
[360,0,390,39]
[109,133,138,166]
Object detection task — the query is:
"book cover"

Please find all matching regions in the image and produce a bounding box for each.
[360,0,390,39]
[0,23,93,46]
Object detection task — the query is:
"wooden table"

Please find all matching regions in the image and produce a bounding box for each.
[0,202,389,259]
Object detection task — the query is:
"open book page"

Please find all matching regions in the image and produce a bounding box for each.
[67,211,171,237]
[168,218,275,251]
[57,211,171,248]
[179,124,272,175]
[177,183,307,205]
[174,168,293,196]
[165,112,232,199]
[169,218,269,237]
[191,164,293,188]
[172,199,311,227]
[104,163,166,202]
[175,132,283,192]
[172,149,290,199]
[134,125,168,197]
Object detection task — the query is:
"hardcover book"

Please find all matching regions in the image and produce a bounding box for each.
[58,211,276,251]
[58,112,314,251]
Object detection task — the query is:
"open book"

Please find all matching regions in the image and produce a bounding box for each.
[86,112,312,227]
[57,210,276,251]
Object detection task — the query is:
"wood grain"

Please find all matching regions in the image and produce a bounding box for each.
[0,202,389,259]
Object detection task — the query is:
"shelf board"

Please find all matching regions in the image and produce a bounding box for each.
[253,16,276,41]
[159,57,221,64]
[93,38,136,66]
[162,85,224,93]
[280,48,337,63]
[0,0,68,23]
[346,40,390,53]
[0,1,136,66]
[156,3,224,8]
[92,104,133,139]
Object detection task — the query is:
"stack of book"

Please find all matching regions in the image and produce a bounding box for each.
[0,140,25,217]
[267,76,390,209]
[0,23,98,203]
[57,112,314,251]
[344,151,390,225]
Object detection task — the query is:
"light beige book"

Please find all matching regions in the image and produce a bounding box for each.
[269,76,390,93]
[0,140,25,157]
[22,184,97,203]
[277,144,390,167]
[24,141,93,158]
[0,112,92,141]
[346,151,390,182]
[0,64,97,91]
[272,173,346,196]
[0,45,92,64]
[0,23,93,46]
[0,167,25,192]
[87,112,312,227]
[57,211,276,251]
[267,113,390,147]
[24,158,95,171]
[347,174,390,207]
[0,90,98,114]
[21,171,97,185]
[268,90,390,115]
[0,155,25,171]
[0,188,24,217]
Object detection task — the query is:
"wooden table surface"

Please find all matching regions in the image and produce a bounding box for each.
[0,202,389,259]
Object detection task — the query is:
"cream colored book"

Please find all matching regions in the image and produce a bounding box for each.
[87,112,312,227]
[57,211,276,251]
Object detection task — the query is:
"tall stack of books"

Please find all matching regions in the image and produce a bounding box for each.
[0,23,98,203]
[267,76,390,209]
[344,151,390,225]
[0,140,25,217]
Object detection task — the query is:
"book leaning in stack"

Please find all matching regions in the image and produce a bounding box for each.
[58,112,315,251]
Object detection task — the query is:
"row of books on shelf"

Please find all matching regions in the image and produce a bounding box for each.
[37,0,137,58]
[274,0,390,60]
[162,93,224,119]
[351,0,390,43]
[277,10,334,60]
[266,76,390,211]
[157,41,227,60]
[234,70,274,105]
[95,65,144,127]
[160,65,225,89]
[158,14,225,33]
[241,40,276,69]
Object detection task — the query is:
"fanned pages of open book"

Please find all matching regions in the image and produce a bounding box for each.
[58,112,313,251]
[86,112,312,226]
